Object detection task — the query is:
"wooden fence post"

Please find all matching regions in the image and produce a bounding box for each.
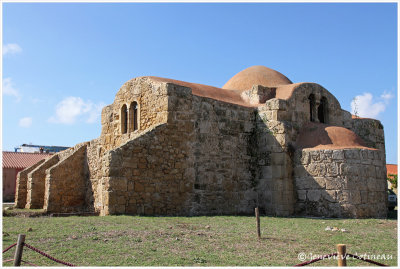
[255,207,261,239]
[13,234,26,266]
[337,244,347,266]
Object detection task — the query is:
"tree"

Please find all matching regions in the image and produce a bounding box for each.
[387,174,397,190]
[352,97,359,118]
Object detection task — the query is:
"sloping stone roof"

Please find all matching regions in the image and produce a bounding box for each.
[148,76,253,107]
[148,66,301,106]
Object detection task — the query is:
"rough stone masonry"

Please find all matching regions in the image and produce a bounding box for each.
[15,66,388,218]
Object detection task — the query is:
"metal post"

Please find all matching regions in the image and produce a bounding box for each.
[13,234,26,266]
[337,244,347,266]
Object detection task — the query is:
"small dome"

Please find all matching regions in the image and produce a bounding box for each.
[295,122,371,150]
[222,65,292,91]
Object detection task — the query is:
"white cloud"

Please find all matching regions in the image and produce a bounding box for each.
[2,77,21,101]
[48,96,105,124]
[380,91,394,103]
[19,117,32,128]
[3,43,22,55]
[87,103,105,123]
[351,91,394,119]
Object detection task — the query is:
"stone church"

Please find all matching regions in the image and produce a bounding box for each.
[15,66,387,218]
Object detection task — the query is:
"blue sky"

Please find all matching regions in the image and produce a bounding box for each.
[2,3,398,164]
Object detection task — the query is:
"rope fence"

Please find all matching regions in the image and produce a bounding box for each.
[23,243,76,266]
[2,234,392,267]
[294,244,389,267]
[2,243,17,253]
[2,234,76,267]
[346,253,389,267]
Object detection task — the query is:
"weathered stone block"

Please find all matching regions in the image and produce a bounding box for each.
[297,190,306,201]
[309,151,322,162]
[110,178,128,191]
[340,163,359,177]
[366,178,377,191]
[344,149,360,160]
[341,203,356,218]
[327,202,341,216]
[350,191,361,204]
[326,163,338,176]
[300,151,310,165]
[325,177,341,190]
[265,98,287,110]
[307,163,326,177]
[261,166,272,179]
[337,190,350,203]
[314,177,326,189]
[307,190,321,202]
[322,190,336,202]
[272,166,283,179]
[368,191,377,203]
[332,150,344,160]
[135,182,144,192]
[271,153,285,165]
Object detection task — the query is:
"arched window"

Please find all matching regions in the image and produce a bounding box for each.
[308,94,316,122]
[318,97,328,124]
[121,104,128,134]
[129,101,138,132]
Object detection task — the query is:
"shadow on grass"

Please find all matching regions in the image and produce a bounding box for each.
[259,237,297,243]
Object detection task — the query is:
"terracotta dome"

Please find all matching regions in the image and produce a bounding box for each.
[222,65,292,91]
[295,122,373,150]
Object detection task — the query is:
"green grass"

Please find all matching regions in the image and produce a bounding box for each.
[2,214,397,266]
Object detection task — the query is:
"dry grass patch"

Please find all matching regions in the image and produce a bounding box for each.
[2,214,397,266]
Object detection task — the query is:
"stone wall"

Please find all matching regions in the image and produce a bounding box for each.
[98,83,194,216]
[15,159,46,208]
[255,99,296,216]
[189,94,256,215]
[85,138,104,213]
[99,78,169,151]
[83,78,172,215]
[100,82,262,216]
[285,83,343,128]
[294,148,387,218]
[26,154,60,209]
[346,117,386,153]
[101,123,192,216]
[44,144,88,213]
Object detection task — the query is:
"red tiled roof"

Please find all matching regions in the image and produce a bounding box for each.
[2,151,53,169]
[387,164,398,176]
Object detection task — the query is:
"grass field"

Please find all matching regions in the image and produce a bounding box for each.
[2,213,398,266]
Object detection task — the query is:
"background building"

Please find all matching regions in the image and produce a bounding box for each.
[14,144,69,154]
[3,151,53,201]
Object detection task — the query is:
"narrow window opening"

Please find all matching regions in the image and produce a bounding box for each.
[308,94,315,122]
[121,104,128,134]
[129,101,138,132]
[133,102,138,131]
[318,97,328,124]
